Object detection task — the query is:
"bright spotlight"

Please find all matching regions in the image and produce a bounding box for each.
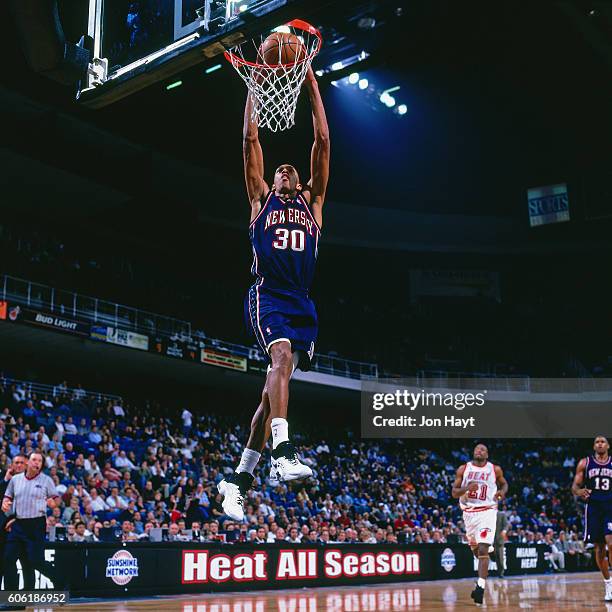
[348,72,359,84]
[379,93,395,108]
[358,78,368,90]
[331,61,344,71]
[398,104,407,115]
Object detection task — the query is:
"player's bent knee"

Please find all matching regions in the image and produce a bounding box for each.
[269,341,293,373]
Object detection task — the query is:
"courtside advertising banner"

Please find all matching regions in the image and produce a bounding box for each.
[42,543,555,597]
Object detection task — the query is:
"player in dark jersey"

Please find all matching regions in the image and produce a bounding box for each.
[572,435,612,601]
[218,67,330,520]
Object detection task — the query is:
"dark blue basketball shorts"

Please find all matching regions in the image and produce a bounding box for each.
[245,284,317,371]
[584,500,612,543]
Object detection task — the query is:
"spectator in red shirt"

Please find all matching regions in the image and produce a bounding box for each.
[338,510,351,527]
[394,513,409,531]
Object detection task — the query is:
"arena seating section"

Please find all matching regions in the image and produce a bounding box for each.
[0,374,594,571]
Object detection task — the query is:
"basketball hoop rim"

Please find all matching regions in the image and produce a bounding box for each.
[223,19,322,70]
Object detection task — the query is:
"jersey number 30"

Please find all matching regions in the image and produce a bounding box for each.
[273,228,305,251]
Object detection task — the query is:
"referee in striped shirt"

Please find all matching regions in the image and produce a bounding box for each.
[0,455,27,586]
[1,451,62,599]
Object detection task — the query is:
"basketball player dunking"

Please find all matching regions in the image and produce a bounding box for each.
[572,435,612,602]
[452,444,508,605]
[218,66,330,520]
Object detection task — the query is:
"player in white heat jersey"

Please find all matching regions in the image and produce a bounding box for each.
[452,443,508,606]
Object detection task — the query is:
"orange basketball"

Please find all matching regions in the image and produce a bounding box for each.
[259,32,306,66]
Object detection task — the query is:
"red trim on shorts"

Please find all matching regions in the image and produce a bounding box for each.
[463,505,497,513]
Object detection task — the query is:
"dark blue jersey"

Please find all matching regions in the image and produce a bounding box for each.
[585,455,612,502]
[249,190,320,293]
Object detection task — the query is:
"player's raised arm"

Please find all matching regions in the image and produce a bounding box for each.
[452,465,474,498]
[303,67,330,226]
[572,457,591,499]
[243,93,268,217]
[494,465,509,500]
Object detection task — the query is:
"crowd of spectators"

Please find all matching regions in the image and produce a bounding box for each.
[0,372,594,572]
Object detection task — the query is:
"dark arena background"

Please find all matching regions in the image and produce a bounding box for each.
[1,0,612,610]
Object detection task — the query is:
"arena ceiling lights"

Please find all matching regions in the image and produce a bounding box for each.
[315,50,369,77]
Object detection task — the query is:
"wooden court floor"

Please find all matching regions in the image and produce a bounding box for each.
[38,573,612,610]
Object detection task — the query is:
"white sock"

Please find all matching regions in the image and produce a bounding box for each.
[271,417,289,449]
[236,448,261,474]
[605,577,612,584]
[477,578,486,588]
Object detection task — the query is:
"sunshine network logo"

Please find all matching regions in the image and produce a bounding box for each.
[440,548,456,572]
[106,550,139,586]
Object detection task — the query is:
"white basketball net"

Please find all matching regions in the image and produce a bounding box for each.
[225,20,322,132]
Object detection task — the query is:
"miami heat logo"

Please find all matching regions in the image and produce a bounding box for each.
[480,528,491,539]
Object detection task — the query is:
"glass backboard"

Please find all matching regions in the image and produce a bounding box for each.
[79,0,325,108]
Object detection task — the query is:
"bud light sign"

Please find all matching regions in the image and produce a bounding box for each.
[527,183,569,227]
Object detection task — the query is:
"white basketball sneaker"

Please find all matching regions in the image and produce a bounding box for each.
[271,441,313,482]
[217,472,253,521]
[605,581,612,602]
